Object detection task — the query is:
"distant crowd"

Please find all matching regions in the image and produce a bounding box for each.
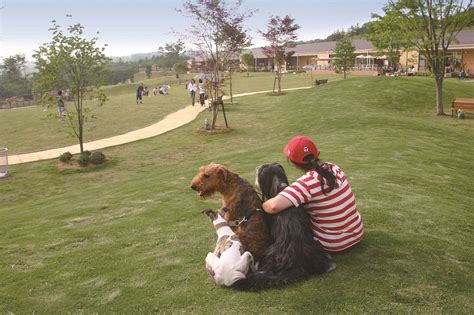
[136,84,171,104]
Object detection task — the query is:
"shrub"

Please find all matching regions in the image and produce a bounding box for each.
[59,151,73,163]
[78,152,90,166]
[83,150,92,156]
[90,151,106,165]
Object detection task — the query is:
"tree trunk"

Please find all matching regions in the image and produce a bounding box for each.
[211,100,219,129]
[435,75,445,115]
[278,75,282,93]
[229,69,233,104]
[78,94,84,153]
[210,60,220,129]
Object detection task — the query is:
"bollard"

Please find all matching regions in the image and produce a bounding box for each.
[0,148,9,178]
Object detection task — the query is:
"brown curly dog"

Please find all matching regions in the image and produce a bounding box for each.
[191,163,270,260]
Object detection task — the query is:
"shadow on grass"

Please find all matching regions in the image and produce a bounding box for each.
[266,92,288,96]
[53,158,118,175]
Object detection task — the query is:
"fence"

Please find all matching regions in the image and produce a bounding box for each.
[0,148,8,178]
[0,97,36,110]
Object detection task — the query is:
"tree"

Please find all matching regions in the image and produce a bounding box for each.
[0,54,32,98]
[33,19,110,153]
[158,40,187,68]
[106,62,138,85]
[221,24,252,103]
[241,52,255,76]
[366,10,414,72]
[261,15,300,94]
[333,36,356,79]
[326,29,346,42]
[145,65,152,79]
[386,0,472,115]
[173,61,188,74]
[180,0,254,129]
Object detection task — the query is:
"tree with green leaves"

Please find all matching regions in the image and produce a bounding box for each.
[33,19,110,153]
[145,65,152,79]
[180,0,254,129]
[222,24,252,104]
[386,0,472,115]
[158,40,187,68]
[366,10,414,72]
[106,63,138,85]
[173,61,188,74]
[261,15,300,94]
[333,36,356,79]
[0,54,32,98]
[240,52,255,76]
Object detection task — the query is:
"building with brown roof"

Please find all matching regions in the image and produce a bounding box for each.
[188,29,474,75]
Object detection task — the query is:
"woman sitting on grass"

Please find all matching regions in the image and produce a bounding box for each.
[262,136,364,252]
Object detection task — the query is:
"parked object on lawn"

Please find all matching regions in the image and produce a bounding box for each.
[0,148,9,178]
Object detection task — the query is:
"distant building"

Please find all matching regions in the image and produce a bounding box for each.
[188,29,474,75]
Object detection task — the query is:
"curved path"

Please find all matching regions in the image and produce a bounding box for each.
[9,86,311,165]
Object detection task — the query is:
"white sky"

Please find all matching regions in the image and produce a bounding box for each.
[0,0,386,60]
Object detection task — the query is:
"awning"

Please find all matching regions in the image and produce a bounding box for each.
[356,55,375,59]
[311,57,334,61]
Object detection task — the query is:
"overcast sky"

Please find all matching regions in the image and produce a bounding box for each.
[0,0,387,60]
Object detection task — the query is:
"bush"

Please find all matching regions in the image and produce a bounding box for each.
[59,151,73,163]
[83,150,92,156]
[78,153,90,166]
[90,151,106,165]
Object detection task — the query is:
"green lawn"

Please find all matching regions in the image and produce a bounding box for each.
[0,76,473,313]
[0,71,337,155]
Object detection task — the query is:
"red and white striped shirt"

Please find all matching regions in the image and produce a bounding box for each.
[279,162,364,252]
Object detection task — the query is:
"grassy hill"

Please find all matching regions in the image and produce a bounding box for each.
[0,76,473,313]
[0,72,328,155]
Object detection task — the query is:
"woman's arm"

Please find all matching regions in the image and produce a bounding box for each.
[262,195,293,214]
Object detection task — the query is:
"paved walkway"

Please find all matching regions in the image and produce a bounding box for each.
[9,86,311,165]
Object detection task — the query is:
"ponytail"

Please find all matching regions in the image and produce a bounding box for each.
[292,155,336,194]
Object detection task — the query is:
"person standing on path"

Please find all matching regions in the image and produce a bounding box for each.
[188,79,197,106]
[198,79,206,106]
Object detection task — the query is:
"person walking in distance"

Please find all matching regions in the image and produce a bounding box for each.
[57,90,66,120]
[188,79,197,106]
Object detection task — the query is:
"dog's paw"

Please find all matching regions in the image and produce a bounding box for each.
[202,208,217,220]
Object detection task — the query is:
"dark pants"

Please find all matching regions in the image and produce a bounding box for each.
[190,90,196,106]
[200,93,205,106]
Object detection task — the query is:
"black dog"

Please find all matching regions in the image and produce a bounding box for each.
[233,163,335,291]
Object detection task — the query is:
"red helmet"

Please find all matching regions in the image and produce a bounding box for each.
[283,136,320,164]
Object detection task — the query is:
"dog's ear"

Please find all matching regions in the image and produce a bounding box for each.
[274,162,284,171]
[217,166,229,182]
